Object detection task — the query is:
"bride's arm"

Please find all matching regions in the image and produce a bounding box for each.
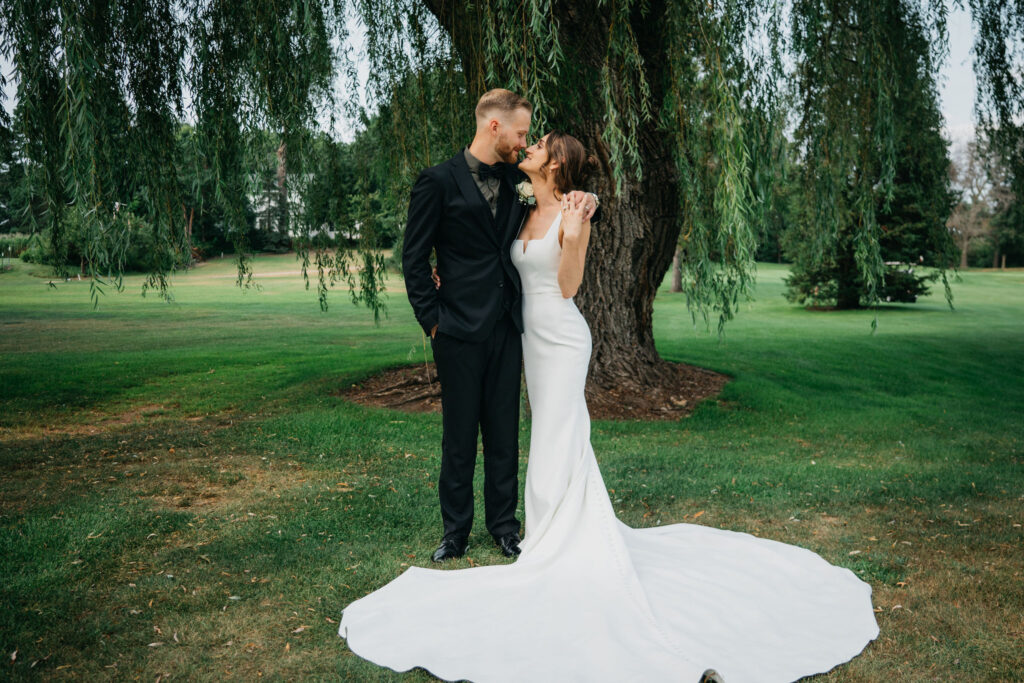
[557,199,591,299]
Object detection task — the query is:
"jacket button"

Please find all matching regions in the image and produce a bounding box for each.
[497,282,504,287]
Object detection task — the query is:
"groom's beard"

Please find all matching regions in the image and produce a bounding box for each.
[495,138,521,164]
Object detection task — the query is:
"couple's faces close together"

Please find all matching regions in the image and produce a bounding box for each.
[488,107,562,182]
[518,134,555,176]
[489,107,545,168]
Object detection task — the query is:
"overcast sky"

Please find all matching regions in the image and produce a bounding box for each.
[1,3,979,147]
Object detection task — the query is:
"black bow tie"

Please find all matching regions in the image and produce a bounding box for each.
[476,162,506,181]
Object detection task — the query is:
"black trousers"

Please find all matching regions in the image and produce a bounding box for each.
[430,312,522,541]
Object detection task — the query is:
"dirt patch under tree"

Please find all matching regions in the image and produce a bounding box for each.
[341,361,729,420]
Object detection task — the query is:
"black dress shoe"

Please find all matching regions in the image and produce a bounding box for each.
[494,532,521,557]
[698,669,725,683]
[431,538,467,563]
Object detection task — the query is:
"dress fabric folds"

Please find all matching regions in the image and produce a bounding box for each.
[338,212,879,682]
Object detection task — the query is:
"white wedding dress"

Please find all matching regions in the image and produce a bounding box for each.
[338,212,879,682]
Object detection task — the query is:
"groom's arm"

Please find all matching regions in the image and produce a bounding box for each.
[511,167,600,223]
[402,171,444,336]
[566,190,602,224]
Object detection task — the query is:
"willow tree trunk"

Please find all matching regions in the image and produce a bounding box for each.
[671,248,683,292]
[423,0,683,393]
[572,122,681,390]
[276,140,289,238]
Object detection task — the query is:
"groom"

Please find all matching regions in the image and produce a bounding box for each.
[402,89,597,562]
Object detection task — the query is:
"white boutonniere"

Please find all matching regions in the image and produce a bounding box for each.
[515,181,536,207]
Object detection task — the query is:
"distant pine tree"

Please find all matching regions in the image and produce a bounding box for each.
[784,0,957,310]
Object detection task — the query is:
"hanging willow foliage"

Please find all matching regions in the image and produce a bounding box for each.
[789,0,954,323]
[0,0,356,308]
[1,0,1019,377]
[968,0,1024,246]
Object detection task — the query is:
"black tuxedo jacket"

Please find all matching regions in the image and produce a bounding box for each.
[402,150,530,342]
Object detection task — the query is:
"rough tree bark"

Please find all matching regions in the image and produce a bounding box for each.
[574,121,681,390]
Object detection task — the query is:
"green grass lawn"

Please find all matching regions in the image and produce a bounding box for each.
[1,255,1022,681]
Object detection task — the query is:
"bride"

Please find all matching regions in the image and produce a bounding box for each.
[338,132,879,682]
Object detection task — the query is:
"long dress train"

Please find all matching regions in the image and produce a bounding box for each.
[338,212,879,682]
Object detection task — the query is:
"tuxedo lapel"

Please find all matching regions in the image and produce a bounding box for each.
[503,172,528,245]
[496,178,516,243]
[449,152,499,245]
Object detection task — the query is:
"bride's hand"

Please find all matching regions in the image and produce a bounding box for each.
[561,195,587,240]
[565,190,598,222]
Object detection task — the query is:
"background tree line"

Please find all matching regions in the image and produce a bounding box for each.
[6,100,1016,307]
[0,114,402,269]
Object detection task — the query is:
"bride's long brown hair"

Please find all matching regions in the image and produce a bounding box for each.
[538,131,599,194]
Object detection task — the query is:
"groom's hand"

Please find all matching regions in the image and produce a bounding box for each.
[431,324,438,339]
[566,190,599,222]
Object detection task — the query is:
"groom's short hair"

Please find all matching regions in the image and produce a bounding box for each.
[475,89,532,122]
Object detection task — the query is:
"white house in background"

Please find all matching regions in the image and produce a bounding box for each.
[247,171,360,243]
